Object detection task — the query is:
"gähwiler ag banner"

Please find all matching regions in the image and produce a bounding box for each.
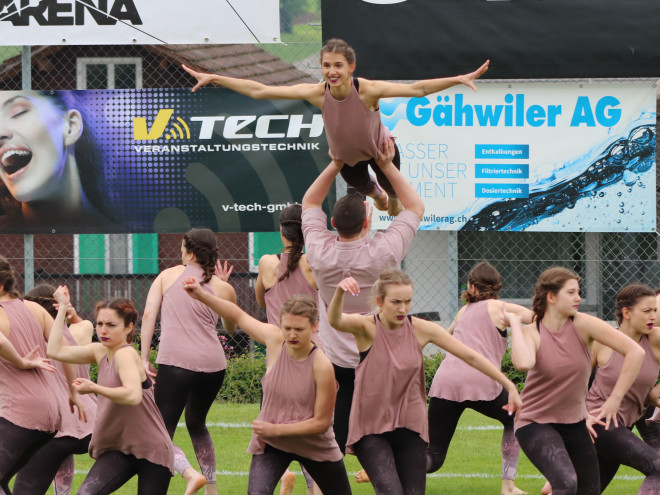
[0,0,279,44]
[0,88,328,234]
[371,82,656,232]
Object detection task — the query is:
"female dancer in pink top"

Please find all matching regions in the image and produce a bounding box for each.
[13,284,97,495]
[141,228,237,495]
[183,38,488,216]
[255,203,320,495]
[583,283,660,493]
[48,288,175,495]
[328,268,522,495]
[0,256,80,495]
[427,261,533,495]
[510,267,645,495]
[183,278,351,495]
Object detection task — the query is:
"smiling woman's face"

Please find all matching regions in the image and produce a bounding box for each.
[0,92,70,203]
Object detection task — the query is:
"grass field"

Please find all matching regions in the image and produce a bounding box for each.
[25,403,643,494]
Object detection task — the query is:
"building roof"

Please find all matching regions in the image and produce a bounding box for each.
[0,43,317,86]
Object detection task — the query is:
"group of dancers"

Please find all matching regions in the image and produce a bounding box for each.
[0,38,659,495]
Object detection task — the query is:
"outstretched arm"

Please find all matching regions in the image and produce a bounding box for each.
[182,65,324,107]
[302,158,344,211]
[374,139,424,219]
[183,276,280,348]
[414,317,522,416]
[364,60,490,99]
[0,333,55,372]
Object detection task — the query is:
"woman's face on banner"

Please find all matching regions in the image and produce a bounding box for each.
[0,92,70,203]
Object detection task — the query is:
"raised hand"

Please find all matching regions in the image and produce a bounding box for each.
[461,60,490,91]
[214,260,234,283]
[338,277,360,297]
[182,276,204,299]
[182,64,216,92]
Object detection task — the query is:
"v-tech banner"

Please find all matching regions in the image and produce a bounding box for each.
[0,0,279,45]
[0,88,329,234]
[371,82,656,232]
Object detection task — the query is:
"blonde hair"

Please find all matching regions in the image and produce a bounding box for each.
[373,268,413,301]
[280,295,318,325]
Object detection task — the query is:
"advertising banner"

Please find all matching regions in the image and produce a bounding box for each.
[0,88,329,234]
[322,0,660,79]
[372,82,656,232]
[0,0,280,45]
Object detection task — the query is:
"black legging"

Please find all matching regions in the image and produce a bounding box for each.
[340,144,401,198]
[426,389,519,479]
[248,445,351,495]
[635,406,660,451]
[332,364,355,454]
[154,364,225,482]
[0,417,55,495]
[78,451,171,495]
[515,421,600,495]
[353,427,427,495]
[593,423,660,493]
[13,434,91,494]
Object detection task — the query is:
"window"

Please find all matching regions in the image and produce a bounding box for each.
[76,57,143,89]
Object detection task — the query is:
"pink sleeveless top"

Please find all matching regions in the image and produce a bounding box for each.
[264,252,318,326]
[247,345,342,462]
[54,324,97,440]
[0,298,63,432]
[346,315,428,454]
[322,80,392,166]
[157,263,226,373]
[586,334,659,427]
[516,318,592,430]
[430,300,507,401]
[89,348,174,473]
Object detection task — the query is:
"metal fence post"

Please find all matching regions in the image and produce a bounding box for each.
[21,45,34,292]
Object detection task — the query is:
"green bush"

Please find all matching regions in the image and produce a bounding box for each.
[220,354,266,404]
[424,352,444,393]
[501,347,528,392]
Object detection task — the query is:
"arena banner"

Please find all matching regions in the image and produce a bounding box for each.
[0,0,279,45]
[371,82,656,232]
[322,0,660,79]
[0,88,330,234]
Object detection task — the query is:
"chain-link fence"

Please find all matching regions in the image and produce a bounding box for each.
[0,0,658,404]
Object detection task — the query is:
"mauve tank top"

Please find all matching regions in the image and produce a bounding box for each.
[322,80,392,166]
[586,334,659,427]
[264,252,318,326]
[54,324,97,440]
[430,300,508,402]
[247,345,342,462]
[0,298,63,432]
[89,347,174,473]
[516,318,592,430]
[346,315,428,454]
[157,263,226,373]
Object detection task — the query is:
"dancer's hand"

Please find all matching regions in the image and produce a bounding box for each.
[589,397,620,431]
[460,60,490,91]
[215,260,234,283]
[142,359,157,379]
[338,277,360,297]
[72,377,97,395]
[20,346,56,372]
[585,414,605,442]
[182,276,204,299]
[501,385,523,421]
[252,420,278,437]
[69,390,88,422]
[53,285,71,307]
[375,138,396,170]
[183,64,216,92]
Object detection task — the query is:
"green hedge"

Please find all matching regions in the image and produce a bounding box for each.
[87,339,527,404]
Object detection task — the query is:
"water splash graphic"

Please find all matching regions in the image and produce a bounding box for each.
[459,125,655,231]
